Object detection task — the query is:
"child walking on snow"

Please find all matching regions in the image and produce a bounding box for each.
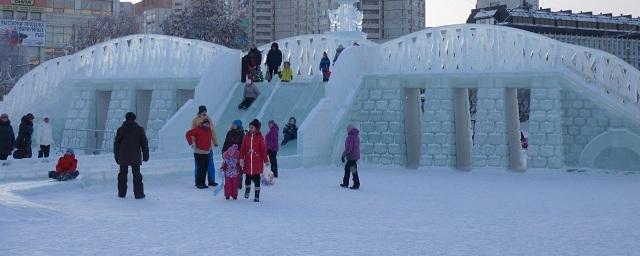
[240,119,269,202]
[340,124,360,190]
[221,144,241,200]
[238,79,260,110]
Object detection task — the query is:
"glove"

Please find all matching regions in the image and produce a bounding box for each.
[341,156,345,163]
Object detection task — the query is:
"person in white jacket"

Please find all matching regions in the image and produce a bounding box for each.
[37,117,54,158]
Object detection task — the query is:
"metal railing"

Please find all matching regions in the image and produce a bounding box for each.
[61,128,116,155]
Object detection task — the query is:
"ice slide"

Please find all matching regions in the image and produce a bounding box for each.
[214,77,325,157]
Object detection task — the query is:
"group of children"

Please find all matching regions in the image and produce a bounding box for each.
[239,61,293,111]
[186,105,300,202]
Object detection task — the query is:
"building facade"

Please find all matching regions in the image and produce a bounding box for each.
[135,0,189,34]
[0,0,47,99]
[467,5,640,69]
[476,0,538,9]
[246,0,425,46]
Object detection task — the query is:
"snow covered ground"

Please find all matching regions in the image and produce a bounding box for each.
[1,164,639,256]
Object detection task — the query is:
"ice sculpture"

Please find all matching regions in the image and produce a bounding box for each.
[329,0,363,32]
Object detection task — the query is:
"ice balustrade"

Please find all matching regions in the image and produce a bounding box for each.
[255,34,371,80]
[3,34,233,120]
[376,25,640,118]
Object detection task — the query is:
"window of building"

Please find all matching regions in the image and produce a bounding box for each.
[16,11,28,20]
[256,16,271,21]
[2,10,13,19]
[31,12,42,20]
[257,32,271,36]
[362,0,379,4]
[363,10,379,15]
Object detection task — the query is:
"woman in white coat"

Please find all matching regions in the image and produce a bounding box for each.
[37,117,54,158]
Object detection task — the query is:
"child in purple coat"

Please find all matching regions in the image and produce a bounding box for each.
[340,124,360,189]
[265,120,279,178]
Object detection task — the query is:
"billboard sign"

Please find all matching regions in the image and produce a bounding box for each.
[0,19,45,46]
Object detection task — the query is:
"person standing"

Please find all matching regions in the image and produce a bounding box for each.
[37,117,54,158]
[13,113,34,159]
[221,144,241,200]
[265,120,279,178]
[333,44,345,65]
[265,43,282,82]
[240,119,269,202]
[222,119,245,189]
[191,105,219,187]
[319,52,331,82]
[340,124,360,190]
[0,113,15,161]
[186,119,213,189]
[248,45,263,82]
[114,112,149,199]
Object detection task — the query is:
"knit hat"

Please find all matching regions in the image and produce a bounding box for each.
[268,120,275,126]
[65,148,74,155]
[0,113,7,119]
[232,119,242,128]
[125,112,136,121]
[249,119,261,131]
[198,105,207,114]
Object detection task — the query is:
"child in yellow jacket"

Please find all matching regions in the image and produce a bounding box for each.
[279,61,293,82]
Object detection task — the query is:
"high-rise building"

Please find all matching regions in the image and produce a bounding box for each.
[246,0,425,46]
[467,4,640,69]
[134,0,189,34]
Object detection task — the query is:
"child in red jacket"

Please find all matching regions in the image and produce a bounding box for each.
[221,144,241,200]
[48,148,79,181]
[186,119,213,189]
[239,119,269,202]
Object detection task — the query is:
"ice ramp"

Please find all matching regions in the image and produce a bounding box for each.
[256,77,326,156]
[214,82,277,136]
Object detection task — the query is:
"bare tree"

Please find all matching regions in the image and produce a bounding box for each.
[162,0,247,49]
[73,15,139,52]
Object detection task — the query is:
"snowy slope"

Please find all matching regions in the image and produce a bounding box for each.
[1,164,639,256]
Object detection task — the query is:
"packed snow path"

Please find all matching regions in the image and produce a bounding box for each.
[1,166,639,255]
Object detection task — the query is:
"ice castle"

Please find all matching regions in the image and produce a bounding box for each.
[2,1,640,172]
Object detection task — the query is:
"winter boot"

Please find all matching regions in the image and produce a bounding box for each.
[254,190,260,202]
[244,187,250,199]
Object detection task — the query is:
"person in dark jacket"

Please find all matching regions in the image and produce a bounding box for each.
[0,113,15,161]
[265,42,283,82]
[241,54,250,83]
[265,120,279,178]
[319,52,331,82]
[340,124,360,190]
[13,113,34,159]
[333,44,344,65]
[248,45,263,82]
[281,117,297,146]
[113,112,150,199]
[222,119,246,189]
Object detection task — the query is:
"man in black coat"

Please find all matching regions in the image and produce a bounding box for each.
[265,42,282,82]
[113,112,149,199]
[13,113,34,159]
[0,113,15,161]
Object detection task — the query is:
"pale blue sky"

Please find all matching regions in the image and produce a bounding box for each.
[123,0,640,27]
